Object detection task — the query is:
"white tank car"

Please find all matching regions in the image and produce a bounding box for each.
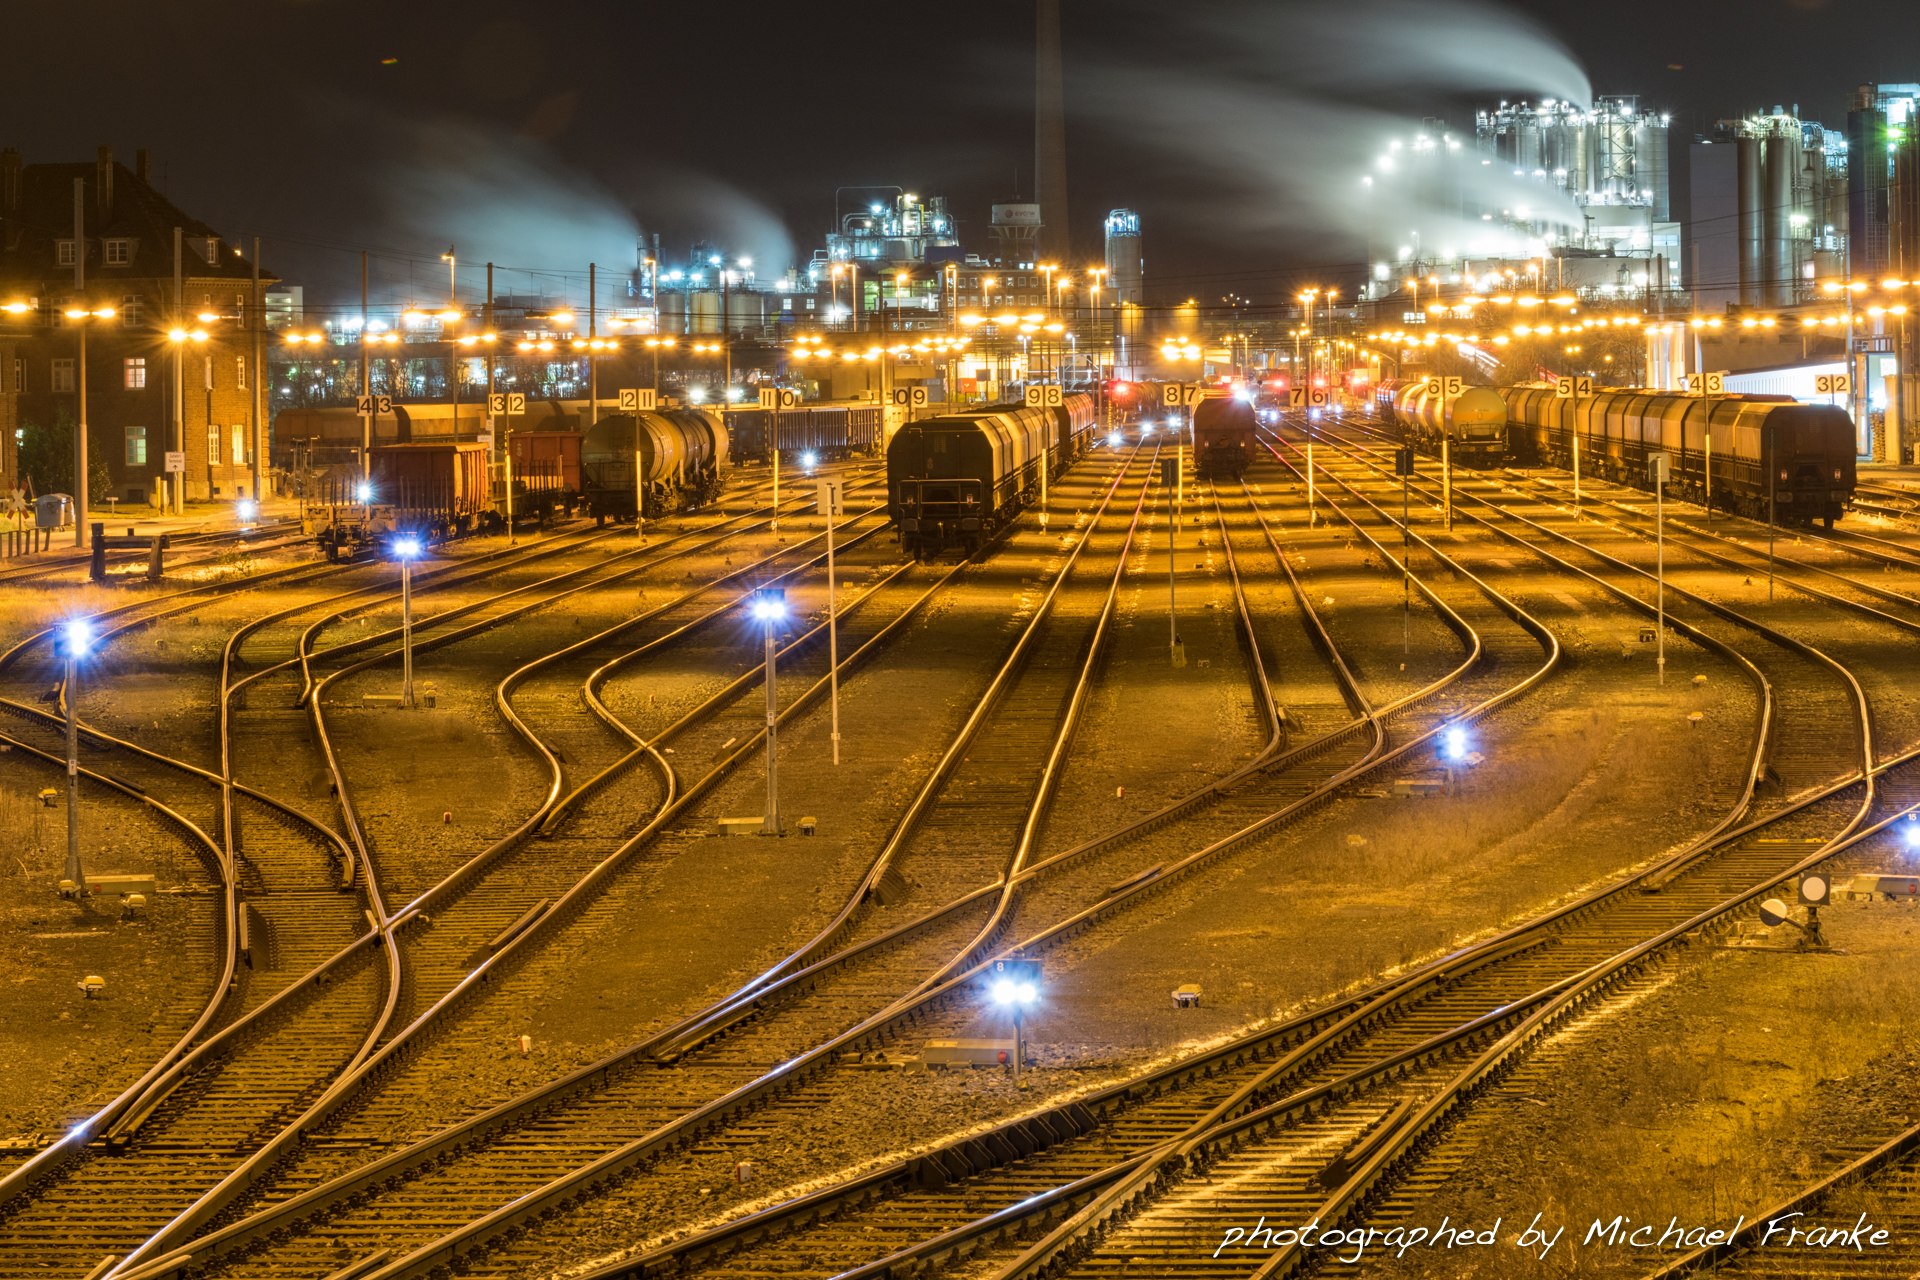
[1391,384,1508,461]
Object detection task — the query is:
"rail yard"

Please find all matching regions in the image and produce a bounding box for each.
[1,381,1917,1280]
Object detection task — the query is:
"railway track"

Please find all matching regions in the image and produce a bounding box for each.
[0,519,308,586]
[509,444,1570,1279]
[94,448,1143,1277]
[998,418,1880,1280]
[0,472,873,1277]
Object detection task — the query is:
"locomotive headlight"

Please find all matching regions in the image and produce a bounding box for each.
[802,452,818,468]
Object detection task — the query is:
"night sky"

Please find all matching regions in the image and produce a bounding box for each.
[2,0,1909,315]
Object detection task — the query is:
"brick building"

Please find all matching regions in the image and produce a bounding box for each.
[0,145,272,507]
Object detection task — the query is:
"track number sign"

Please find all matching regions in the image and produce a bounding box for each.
[1425,375,1464,399]
[1554,376,1593,398]
[355,395,394,415]
[1306,387,1330,407]
[488,392,527,415]
[1026,385,1065,408]
[619,388,658,412]
[1686,372,1725,395]
[759,388,799,409]
[1814,373,1851,395]
[1161,383,1203,407]
[893,386,930,407]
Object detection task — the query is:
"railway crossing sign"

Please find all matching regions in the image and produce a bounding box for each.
[759,388,799,409]
[1813,373,1852,395]
[1161,383,1203,407]
[1554,376,1593,398]
[619,388,658,412]
[488,392,527,415]
[163,451,185,474]
[355,395,394,415]
[896,387,931,407]
[1686,372,1725,395]
[1425,375,1464,399]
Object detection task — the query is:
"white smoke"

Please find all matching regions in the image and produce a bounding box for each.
[1078,0,1594,260]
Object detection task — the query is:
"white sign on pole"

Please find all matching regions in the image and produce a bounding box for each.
[1028,385,1066,408]
[1288,387,1307,408]
[1647,451,1671,484]
[910,386,929,407]
[1425,375,1464,399]
[815,478,843,516]
[1180,384,1203,406]
[164,451,186,474]
[1160,383,1181,407]
[1556,375,1593,398]
[488,393,507,414]
[1306,387,1330,408]
[1814,373,1852,395]
[356,394,393,415]
[1686,372,1726,395]
[619,388,658,412]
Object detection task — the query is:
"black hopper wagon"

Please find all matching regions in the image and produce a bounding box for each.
[1192,394,1258,479]
[1500,384,1856,527]
[889,400,1070,559]
[580,408,729,523]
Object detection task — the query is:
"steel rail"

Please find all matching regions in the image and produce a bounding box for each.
[109,455,1083,1278]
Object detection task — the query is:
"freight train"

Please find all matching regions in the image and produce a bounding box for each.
[889,393,1097,558]
[1192,394,1259,479]
[579,408,730,522]
[1501,384,1857,527]
[1375,379,1510,463]
[727,403,884,464]
[310,441,493,560]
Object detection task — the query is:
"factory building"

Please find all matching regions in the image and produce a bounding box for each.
[1104,209,1144,378]
[1687,108,1848,313]
[1364,98,1676,304]
[1848,84,1918,279]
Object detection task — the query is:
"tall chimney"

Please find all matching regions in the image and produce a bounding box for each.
[1034,0,1068,265]
[96,145,113,221]
[0,149,20,215]
[136,148,151,185]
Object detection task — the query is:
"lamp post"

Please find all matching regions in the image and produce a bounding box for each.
[394,536,422,707]
[63,302,117,547]
[989,960,1040,1081]
[56,619,91,894]
[750,587,785,833]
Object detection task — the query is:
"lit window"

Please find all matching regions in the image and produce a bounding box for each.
[51,358,74,392]
[104,239,131,266]
[126,425,147,466]
[124,357,146,389]
[207,425,220,464]
[232,424,246,465]
[56,240,75,266]
[236,356,247,390]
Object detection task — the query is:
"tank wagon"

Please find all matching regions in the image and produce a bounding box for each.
[1192,395,1259,479]
[1501,385,1856,527]
[579,409,728,522]
[1389,382,1510,462]
[727,403,883,464]
[889,393,1095,558]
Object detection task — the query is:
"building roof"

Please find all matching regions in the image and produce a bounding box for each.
[0,148,274,292]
